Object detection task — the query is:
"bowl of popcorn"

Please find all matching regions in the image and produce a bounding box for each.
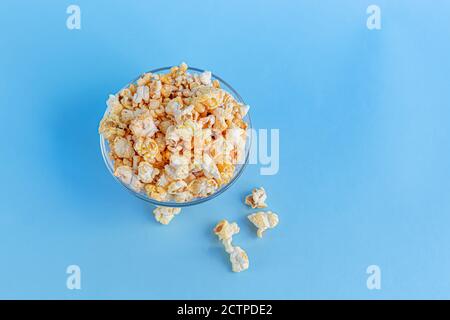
[99,63,251,207]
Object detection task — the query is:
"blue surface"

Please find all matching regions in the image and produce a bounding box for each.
[1,0,450,299]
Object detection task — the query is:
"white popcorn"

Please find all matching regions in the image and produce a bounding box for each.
[165,98,194,124]
[106,94,122,114]
[165,154,190,180]
[148,99,160,109]
[188,177,218,197]
[138,161,159,183]
[167,180,187,194]
[150,80,162,96]
[133,85,150,104]
[153,206,181,225]
[165,125,193,146]
[214,220,239,242]
[170,153,190,168]
[199,115,215,128]
[133,136,159,161]
[130,113,158,138]
[170,191,193,203]
[226,127,246,145]
[121,109,135,123]
[248,211,279,238]
[165,164,189,180]
[245,187,268,209]
[202,153,221,180]
[213,107,232,131]
[129,174,144,192]
[156,173,171,188]
[121,108,146,123]
[199,71,212,86]
[213,220,248,272]
[132,155,140,171]
[239,104,250,117]
[229,247,249,273]
[114,165,143,192]
[114,165,133,184]
[225,128,246,163]
[112,136,134,158]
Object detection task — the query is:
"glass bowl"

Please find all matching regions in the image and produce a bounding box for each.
[100,66,252,207]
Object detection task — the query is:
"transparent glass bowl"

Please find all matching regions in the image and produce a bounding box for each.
[100,66,252,207]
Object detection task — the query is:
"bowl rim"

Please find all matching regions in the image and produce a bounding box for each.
[100,66,252,207]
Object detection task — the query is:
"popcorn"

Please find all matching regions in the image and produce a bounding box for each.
[99,63,249,203]
[217,163,234,185]
[165,98,194,124]
[239,104,250,117]
[214,220,240,243]
[129,112,158,138]
[114,165,142,192]
[202,153,221,180]
[199,71,212,86]
[156,173,171,188]
[121,107,146,123]
[112,136,134,158]
[133,85,150,104]
[213,220,249,272]
[145,184,167,201]
[245,187,268,209]
[114,165,133,184]
[248,211,279,238]
[171,191,193,202]
[99,114,126,139]
[167,180,187,194]
[229,247,249,273]
[188,177,218,197]
[165,125,193,149]
[138,161,159,183]
[134,137,159,161]
[129,174,144,192]
[153,206,181,225]
[165,154,190,180]
[106,94,123,114]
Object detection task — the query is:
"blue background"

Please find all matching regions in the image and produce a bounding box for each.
[1,0,449,299]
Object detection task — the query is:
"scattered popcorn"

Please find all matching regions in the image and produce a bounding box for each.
[229,247,249,273]
[213,220,249,272]
[99,63,249,203]
[245,187,268,209]
[214,220,239,241]
[248,211,279,238]
[153,206,181,225]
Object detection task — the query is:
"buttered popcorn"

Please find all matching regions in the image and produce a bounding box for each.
[248,211,279,238]
[99,63,249,203]
[245,187,268,209]
[214,220,249,272]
